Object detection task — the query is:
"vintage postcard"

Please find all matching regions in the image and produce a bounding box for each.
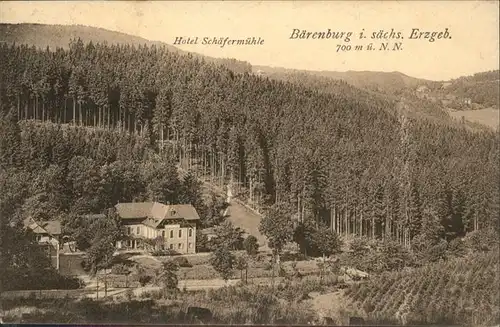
[0,1,498,325]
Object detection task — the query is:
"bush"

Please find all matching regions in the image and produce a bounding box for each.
[125,289,134,301]
[446,238,466,257]
[196,229,211,253]
[340,238,416,273]
[464,228,499,252]
[424,239,448,263]
[138,275,152,286]
[172,256,192,268]
[379,241,415,271]
[243,235,259,256]
[280,252,306,262]
[350,237,370,256]
[151,249,178,256]
[263,262,273,271]
[111,263,130,275]
[2,267,81,291]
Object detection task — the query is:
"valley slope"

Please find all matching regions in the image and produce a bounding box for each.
[1,23,497,129]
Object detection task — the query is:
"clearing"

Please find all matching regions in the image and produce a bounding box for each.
[448,107,499,129]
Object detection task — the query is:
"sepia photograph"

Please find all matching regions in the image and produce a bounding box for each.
[0,1,498,325]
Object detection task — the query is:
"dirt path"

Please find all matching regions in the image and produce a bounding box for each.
[178,166,269,252]
[88,276,282,299]
[226,201,269,252]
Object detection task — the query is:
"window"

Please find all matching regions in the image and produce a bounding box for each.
[179,229,182,238]
[188,228,193,237]
[162,230,166,238]
[136,226,141,234]
[188,242,192,249]
[170,230,173,238]
[178,243,182,249]
[127,227,132,235]
[169,244,173,249]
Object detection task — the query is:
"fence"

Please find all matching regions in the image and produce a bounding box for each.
[100,274,141,288]
[0,274,140,300]
[0,289,91,300]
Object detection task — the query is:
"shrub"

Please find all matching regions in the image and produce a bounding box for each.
[281,252,306,262]
[380,241,415,271]
[151,249,178,256]
[349,237,370,256]
[158,261,179,290]
[243,235,259,256]
[446,238,466,258]
[2,267,81,291]
[340,238,416,273]
[263,262,273,271]
[111,263,130,275]
[210,246,235,281]
[464,228,499,252]
[172,256,192,268]
[125,289,134,301]
[196,229,211,253]
[138,275,152,286]
[424,239,448,263]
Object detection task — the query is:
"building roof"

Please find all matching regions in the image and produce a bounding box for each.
[41,221,62,235]
[115,202,200,222]
[115,202,154,219]
[23,217,61,236]
[142,216,163,229]
[166,204,200,221]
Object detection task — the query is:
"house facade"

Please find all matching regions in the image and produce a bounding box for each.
[23,217,61,270]
[114,202,199,254]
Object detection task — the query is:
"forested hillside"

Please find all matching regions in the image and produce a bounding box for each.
[253,66,437,94]
[0,40,498,250]
[2,23,494,128]
[253,68,459,124]
[0,117,226,228]
[445,70,499,108]
[0,23,252,73]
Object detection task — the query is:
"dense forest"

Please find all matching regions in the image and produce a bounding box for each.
[0,23,253,74]
[0,40,498,250]
[253,66,437,95]
[0,117,226,227]
[445,70,500,108]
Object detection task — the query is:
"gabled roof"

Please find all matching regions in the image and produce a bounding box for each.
[166,204,200,221]
[115,202,200,222]
[115,202,154,219]
[23,217,61,235]
[42,221,62,235]
[142,216,163,229]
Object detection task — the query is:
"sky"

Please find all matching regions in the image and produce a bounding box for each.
[1,1,498,81]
